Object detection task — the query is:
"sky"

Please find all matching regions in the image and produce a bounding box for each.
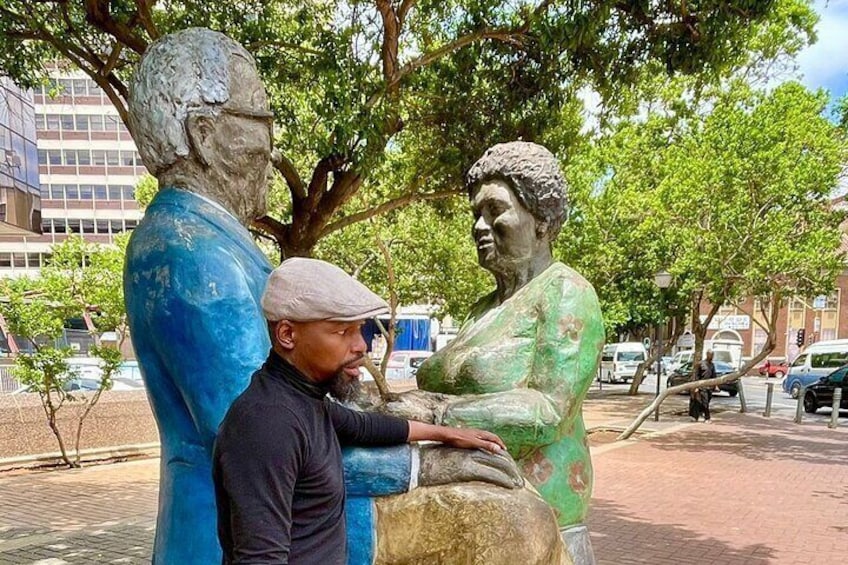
[797,0,848,101]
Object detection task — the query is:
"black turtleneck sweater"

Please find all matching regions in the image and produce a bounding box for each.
[212,351,409,564]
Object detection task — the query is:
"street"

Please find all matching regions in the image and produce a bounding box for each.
[596,373,847,425]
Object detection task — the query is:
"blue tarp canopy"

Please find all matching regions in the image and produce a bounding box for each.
[362,316,431,352]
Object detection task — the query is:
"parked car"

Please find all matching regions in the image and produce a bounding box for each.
[666,361,738,396]
[802,365,848,414]
[782,339,848,398]
[758,360,788,379]
[384,350,433,380]
[599,342,648,384]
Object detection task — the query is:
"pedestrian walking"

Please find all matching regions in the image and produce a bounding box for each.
[689,350,716,423]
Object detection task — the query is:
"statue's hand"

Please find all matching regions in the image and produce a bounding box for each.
[380,390,450,424]
[418,445,524,490]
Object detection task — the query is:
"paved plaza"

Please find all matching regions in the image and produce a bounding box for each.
[1,379,846,564]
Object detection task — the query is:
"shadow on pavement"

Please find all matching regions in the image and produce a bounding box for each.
[646,414,848,467]
[589,498,775,565]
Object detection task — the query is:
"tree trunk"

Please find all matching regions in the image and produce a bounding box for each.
[628,321,684,395]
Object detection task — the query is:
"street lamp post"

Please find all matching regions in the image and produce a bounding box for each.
[653,270,673,422]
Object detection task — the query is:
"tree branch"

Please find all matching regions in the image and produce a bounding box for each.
[321,188,461,238]
[83,0,148,54]
[272,152,306,201]
[134,0,160,40]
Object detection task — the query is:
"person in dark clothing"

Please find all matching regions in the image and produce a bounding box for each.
[213,258,522,564]
[689,350,716,423]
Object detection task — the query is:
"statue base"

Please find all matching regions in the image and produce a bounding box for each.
[561,524,595,565]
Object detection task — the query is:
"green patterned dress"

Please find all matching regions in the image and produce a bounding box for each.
[416,262,604,526]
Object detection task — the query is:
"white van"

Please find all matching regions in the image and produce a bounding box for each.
[600,342,648,384]
[782,339,848,398]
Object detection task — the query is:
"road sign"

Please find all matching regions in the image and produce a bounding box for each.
[678,332,695,348]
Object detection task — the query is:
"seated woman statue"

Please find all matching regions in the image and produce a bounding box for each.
[388,141,604,563]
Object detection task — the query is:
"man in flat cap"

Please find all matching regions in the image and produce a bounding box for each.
[213,258,524,565]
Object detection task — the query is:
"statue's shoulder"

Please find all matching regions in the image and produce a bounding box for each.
[542,262,597,296]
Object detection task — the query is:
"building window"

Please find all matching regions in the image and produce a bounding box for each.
[120,151,135,167]
[77,149,91,165]
[89,115,104,131]
[38,149,47,165]
[61,115,74,132]
[79,184,92,200]
[81,219,95,234]
[104,115,120,131]
[96,220,109,234]
[46,114,61,130]
[818,290,840,341]
[109,219,123,233]
[65,185,80,200]
[65,150,77,165]
[106,150,119,166]
[53,219,67,234]
[87,79,100,94]
[0,253,11,268]
[41,219,53,233]
[26,253,41,268]
[92,150,106,165]
[67,219,81,234]
[122,186,135,201]
[11,253,25,268]
[125,219,138,231]
[72,79,88,96]
[108,186,122,200]
[47,150,62,165]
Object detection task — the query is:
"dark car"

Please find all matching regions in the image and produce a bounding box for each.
[802,365,848,414]
[666,361,739,396]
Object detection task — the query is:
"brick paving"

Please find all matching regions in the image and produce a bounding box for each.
[0,389,846,564]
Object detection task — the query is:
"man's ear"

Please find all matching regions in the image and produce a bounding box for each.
[274,320,296,351]
[185,112,216,168]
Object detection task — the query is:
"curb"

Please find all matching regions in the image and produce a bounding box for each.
[0,442,160,472]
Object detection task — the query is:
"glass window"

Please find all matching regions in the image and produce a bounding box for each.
[120,151,135,166]
[809,353,847,369]
[11,253,25,268]
[0,253,10,268]
[122,186,135,200]
[46,114,60,130]
[72,79,88,96]
[26,253,40,268]
[110,219,123,233]
[81,219,95,234]
[89,115,104,131]
[791,354,808,367]
[64,150,77,165]
[108,186,122,200]
[125,219,138,230]
[58,79,73,95]
[37,149,47,165]
[49,185,63,199]
[617,351,646,362]
[87,79,100,94]
[104,115,119,131]
[96,220,109,234]
[77,149,90,165]
[91,150,106,165]
[67,219,81,233]
[79,184,92,200]
[41,219,52,232]
[74,115,89,131]
[94,185,107,200]
[53,219,67,234]
[65,185,80,199]
[105,150,119,166]
[48,150,62,165]
[61,115,75,131]
[828,368,847,384]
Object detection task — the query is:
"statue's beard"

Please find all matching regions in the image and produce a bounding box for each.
[328,371,361,403]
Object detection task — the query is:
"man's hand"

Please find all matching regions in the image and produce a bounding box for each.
[418,445,524,489]
[407,420,506,454]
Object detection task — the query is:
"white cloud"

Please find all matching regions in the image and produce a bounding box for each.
[796,0,848,94]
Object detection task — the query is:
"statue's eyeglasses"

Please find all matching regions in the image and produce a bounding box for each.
[219,106,275,127]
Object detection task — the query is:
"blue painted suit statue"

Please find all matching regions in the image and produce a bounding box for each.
[124,29,419,565]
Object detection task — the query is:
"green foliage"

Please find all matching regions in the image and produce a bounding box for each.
[133,173,159,209]
[0,235,128,467]
[0,0,820,256]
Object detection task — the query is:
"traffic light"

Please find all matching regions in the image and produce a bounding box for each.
[796,329,806,347]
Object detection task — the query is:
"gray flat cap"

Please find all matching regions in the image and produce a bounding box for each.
[261,258,390,322]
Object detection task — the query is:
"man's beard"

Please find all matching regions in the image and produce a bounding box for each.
[328,371,361,403]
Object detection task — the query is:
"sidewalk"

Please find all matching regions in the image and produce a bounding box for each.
[1,390,846,564]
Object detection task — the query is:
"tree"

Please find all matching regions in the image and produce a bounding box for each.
[616,81,846,438]
[0,1,818,258]
[0,235,129,467]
